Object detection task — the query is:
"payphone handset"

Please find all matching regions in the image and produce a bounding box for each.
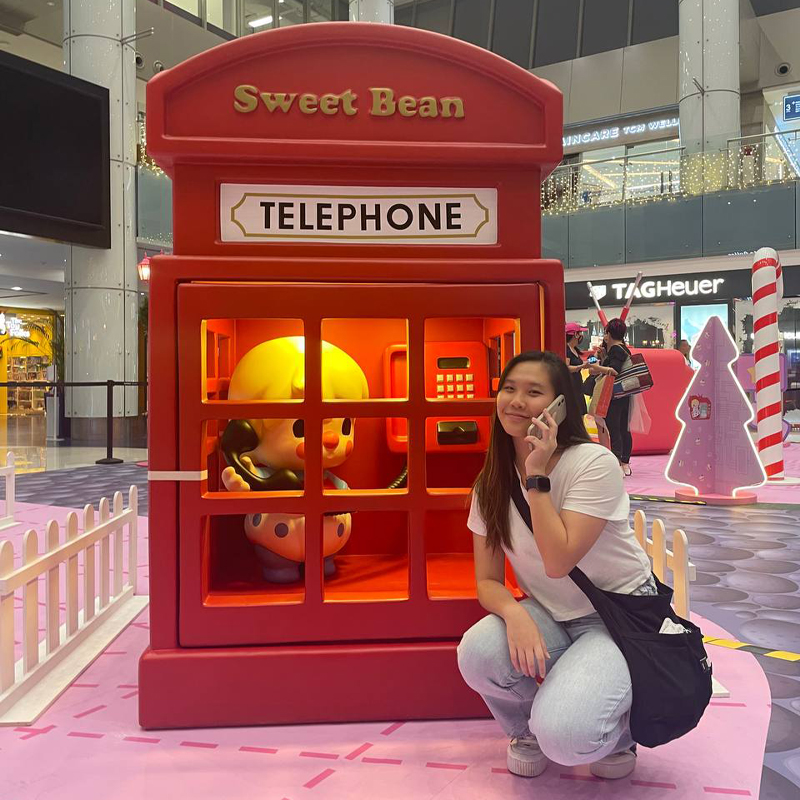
[526,394,567,442]
[384,341,491,454]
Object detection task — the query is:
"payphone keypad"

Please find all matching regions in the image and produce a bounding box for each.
[436,370,475,399]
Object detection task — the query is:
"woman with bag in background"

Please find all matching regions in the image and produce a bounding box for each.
[595,318,633,476]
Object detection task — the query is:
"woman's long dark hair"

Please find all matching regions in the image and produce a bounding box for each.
[472,350,591,553]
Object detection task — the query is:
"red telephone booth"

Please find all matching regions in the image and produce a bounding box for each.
[139,22,564,729]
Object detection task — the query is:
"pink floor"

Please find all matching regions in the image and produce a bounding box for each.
[628,443,800,504]
[0,504,772,800]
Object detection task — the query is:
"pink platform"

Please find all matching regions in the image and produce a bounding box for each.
[0,506,771,800]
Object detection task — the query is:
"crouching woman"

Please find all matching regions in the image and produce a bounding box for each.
[457,351,655,779]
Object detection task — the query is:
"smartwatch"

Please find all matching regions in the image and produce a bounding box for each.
[525,474,551,493]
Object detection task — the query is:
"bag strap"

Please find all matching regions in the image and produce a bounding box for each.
[509,479,600,601]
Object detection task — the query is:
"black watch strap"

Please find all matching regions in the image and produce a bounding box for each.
[525,474,551,493]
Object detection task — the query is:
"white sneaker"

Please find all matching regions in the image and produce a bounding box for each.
[506,736,549,777]
[589,746,637,779]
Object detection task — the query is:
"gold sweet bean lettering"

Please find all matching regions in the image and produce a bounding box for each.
[233,85,464,119]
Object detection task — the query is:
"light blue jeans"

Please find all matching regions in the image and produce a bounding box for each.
[457,577,656,766]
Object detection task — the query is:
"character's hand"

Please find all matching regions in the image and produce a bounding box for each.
[505,605,550,679]
[524,409,558,476]
[221,458,253,492]
[587,362,604,375]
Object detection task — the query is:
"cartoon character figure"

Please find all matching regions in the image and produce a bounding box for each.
[220,336,369,583]
[689,395,711,421]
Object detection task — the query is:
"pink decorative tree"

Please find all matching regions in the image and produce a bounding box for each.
[666,315,765,503]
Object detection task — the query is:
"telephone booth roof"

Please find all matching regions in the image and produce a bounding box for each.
[146,22,563,173]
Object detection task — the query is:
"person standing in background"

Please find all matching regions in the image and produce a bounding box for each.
[565,323,588,415]
[677,340,692,364]
[595,319,633,477]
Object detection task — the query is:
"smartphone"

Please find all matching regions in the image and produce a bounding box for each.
[527,394,567,440]
[586,356,598,364]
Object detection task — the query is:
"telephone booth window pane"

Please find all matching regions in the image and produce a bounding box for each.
[425,416,486,490]
[204,514,307,605]
[321,318,408,401]
[424,317,520,400]
[321,416,408,492]
[209,417,306,496]
[202,318,304,402]
[323,511,409,603]
[425,511,524,601]
[425,510,475,599]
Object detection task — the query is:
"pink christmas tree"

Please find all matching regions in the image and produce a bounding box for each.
[666,315,765,497]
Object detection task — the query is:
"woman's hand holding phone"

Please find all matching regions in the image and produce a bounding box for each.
[505,604,550,680]
[525,408,558,476]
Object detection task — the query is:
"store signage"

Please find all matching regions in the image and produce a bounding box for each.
[233,86,465,119]
[566,267,798,310]
[0,313,28,337]
[562,110,680,154]
[590,277,725,302]
[220,184,497,244]
[784,94,800,122]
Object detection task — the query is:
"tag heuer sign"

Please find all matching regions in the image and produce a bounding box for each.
[220,184,498,244]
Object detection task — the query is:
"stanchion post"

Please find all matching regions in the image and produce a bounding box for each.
[96,380,123,465]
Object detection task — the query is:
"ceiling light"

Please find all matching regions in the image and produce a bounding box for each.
[248,15,273,27]
[11,287,21,291]
[0,230,32,239]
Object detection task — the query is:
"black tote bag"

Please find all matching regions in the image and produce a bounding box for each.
[511,482,712,748]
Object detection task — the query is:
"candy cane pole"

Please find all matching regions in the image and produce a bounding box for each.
[587,282,608,326]
[751,247,784,480]
[620,271,643,322]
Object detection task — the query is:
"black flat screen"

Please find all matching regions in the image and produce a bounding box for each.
[0,50,110,247]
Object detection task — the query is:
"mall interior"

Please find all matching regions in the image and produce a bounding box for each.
[1,1,800,798]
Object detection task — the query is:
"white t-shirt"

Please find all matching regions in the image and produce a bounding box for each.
[468,443,651,622]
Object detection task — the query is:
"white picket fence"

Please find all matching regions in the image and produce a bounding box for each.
[633,509,696,619]
[0,452,15,531]
[0,486,148,725]
[634,509,728,698]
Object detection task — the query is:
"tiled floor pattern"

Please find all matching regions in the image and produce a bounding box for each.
[11,462,149,515]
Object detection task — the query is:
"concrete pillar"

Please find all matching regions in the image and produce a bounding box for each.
[63,0,140,439]
[349,0,394,23]
[679,0,741,153]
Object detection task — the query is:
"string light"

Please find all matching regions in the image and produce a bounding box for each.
[542,140,800,217]
[137,116,165,177]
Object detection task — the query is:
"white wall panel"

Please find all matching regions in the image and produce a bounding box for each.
[622,37,679,113]
[531,61,573,120]
[567,50,624,123]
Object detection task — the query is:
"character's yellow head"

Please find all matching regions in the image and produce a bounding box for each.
[227,336,369,470]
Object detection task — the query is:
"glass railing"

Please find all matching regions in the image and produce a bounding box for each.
[542,132,800,216]
[726,130,800,190]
